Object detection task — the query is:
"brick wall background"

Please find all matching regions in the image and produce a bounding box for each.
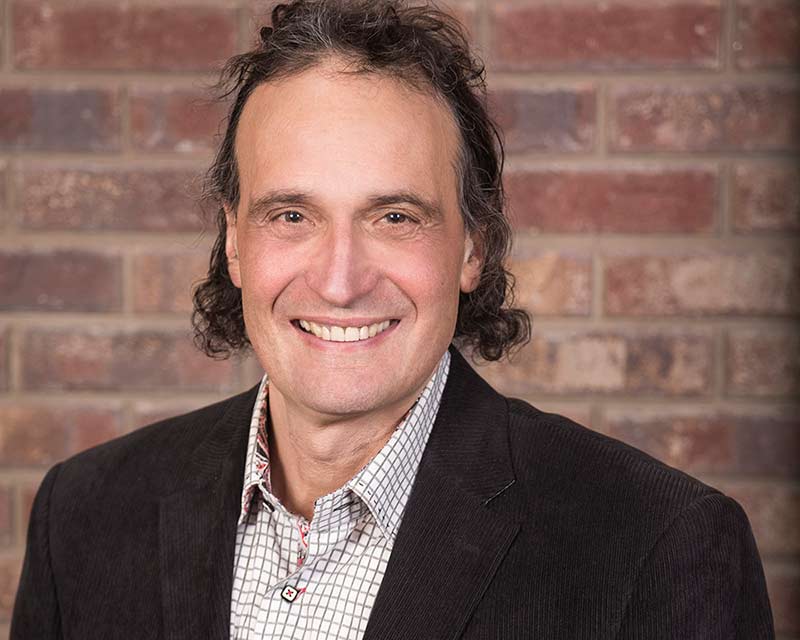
[0,0,797,636]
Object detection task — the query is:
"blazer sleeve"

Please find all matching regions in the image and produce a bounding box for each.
[616,492,775,640]
[11,464,63,639]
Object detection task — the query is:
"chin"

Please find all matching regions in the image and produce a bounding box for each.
[293,385,394,418]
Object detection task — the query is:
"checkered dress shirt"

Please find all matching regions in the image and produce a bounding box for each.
[229,351,450,639]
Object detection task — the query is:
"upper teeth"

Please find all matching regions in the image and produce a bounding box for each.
[298,319,392,342]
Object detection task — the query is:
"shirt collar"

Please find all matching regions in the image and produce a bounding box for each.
[237,351,451,541]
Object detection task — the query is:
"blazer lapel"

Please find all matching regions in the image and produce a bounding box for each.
[364,349,519,640]
[158,386,257,640]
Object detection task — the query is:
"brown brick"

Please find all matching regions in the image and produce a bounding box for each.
[15,165,204,231]
[0,329,9,391]
[490,88,596,154]
[766,566,800,634]
[130,87,227,153]
[511,252,591,316]
[734,0,800,70]
[18,479,44,542]
[602,408,799,476]
[490,1,720,71]
[131,250,209,313]
[719,482,800,556]
[0,162,7,225]
[20,328,238,392]
[0,404,122,466]
[0,554,22,622]
[506,168,716,232]
[727,329,800,398]
[13,1,238,71]
[732,163,800,233]
[131,400,207,430]
[478,329,712,397]
[604,252,800,316]
[0,487,12,546]
[611,84,800,152]
[0,249,122,312]
[0,87,119,152]
[735,413,800,477]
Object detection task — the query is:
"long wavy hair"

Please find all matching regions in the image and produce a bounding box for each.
[192,0,530,361]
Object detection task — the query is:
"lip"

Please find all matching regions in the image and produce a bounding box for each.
[292,318,400,348]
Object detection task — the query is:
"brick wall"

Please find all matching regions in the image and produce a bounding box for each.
[0,0,797,636]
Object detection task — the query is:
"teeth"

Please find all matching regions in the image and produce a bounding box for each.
[298,319,393,342]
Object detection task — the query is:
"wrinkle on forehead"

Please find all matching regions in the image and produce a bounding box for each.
[233,56,463,213]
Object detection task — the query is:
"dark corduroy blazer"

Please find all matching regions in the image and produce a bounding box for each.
[12,348,774,639]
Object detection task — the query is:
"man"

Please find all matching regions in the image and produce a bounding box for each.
[13,1,774,638]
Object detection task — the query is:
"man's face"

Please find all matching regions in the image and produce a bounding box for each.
[226,60,482,421]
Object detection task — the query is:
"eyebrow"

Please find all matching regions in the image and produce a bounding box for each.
[246,189,443,221]
[247,190,313,220]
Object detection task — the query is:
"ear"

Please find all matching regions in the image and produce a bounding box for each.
[224,205,242,289]
[459,233,482,293]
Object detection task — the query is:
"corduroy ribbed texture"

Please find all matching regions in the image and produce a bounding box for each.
[11,348,774,639]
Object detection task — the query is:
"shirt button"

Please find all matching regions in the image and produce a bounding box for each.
[281,585,300,602]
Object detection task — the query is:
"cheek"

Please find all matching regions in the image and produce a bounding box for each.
[389,244,463,311]
[239,246,298,316]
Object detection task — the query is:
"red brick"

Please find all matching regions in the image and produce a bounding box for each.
[718,481,800,556]
[0,404,122,466]
[604,251,800,316]
[732,163,800,233]
[602,408,799,476]
[131,250,209,313]
[490,88,596,153]
[766,566,800,634]
[15,165,204,231]
[130,87,227,153]
[490,1,720,71]
[0,249,122,312]
[727,329,800,398]
[506,167,716,233]
[20,328,238,392]
[0,554,22,622]
[13,1,238,71]
[734,0,800,70]
[0,87,120,151]
[611,84,800,152]
[602,409,736,474]
[511,252,591,316]
[478,329,713,397]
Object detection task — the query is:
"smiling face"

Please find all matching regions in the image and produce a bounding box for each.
[226,60,482,423]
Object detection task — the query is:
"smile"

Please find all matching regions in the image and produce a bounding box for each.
[295,319,397,343]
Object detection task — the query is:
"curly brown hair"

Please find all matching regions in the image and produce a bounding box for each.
[192,0,530,361]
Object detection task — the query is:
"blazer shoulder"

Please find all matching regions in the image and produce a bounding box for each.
[504,397,720,520]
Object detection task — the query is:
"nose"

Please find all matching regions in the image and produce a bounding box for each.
[304,222,378,307]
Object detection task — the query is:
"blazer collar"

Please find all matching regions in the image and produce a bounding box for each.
[158,383,257,640]
[363,347,519,640]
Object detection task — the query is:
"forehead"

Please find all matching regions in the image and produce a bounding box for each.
[234,60,461,205]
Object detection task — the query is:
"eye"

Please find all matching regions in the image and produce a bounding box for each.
[280,210,304,223]
[383,211,413,224]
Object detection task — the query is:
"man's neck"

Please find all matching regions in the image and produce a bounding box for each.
[266,387,423,521]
